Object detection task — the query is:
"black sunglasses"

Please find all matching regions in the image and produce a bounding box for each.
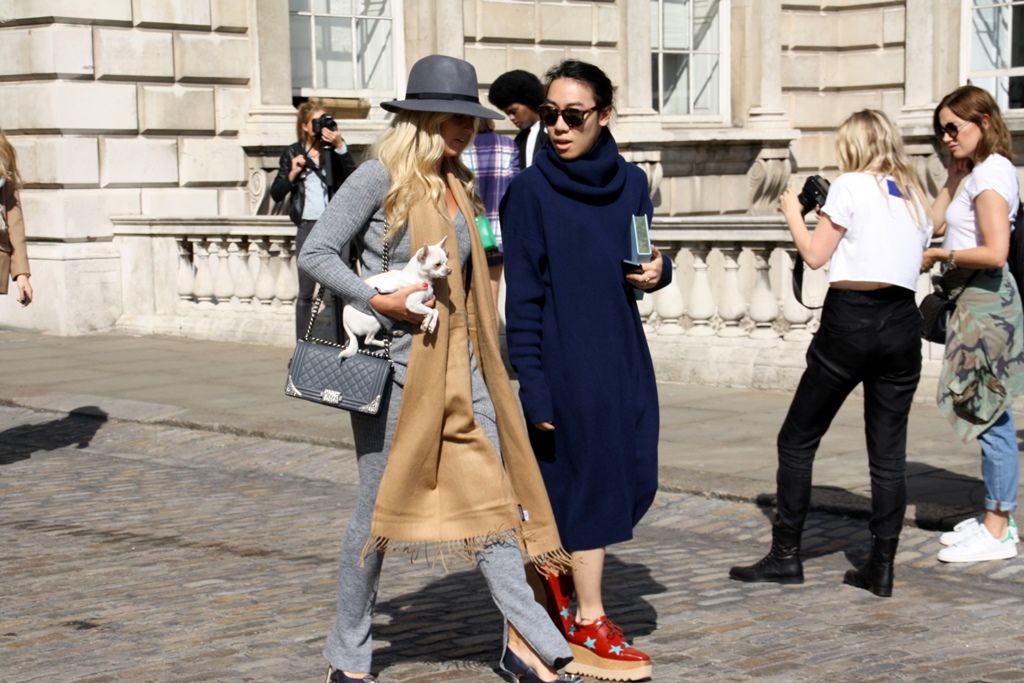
[937,120,971,140]
[538,104,597,128]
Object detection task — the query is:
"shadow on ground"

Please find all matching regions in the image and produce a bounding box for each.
[370,554,665,673]
[0,407,108,466]
[744,459,1001,575]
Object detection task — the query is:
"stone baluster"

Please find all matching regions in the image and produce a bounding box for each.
[254,237,277,306]
[748,243,780,339]
[176,238,195,307]
[781,247,814,341]
[655,252,685,335]
[191,237,215,309]
[686,244,717,336]
[717,244,747,337]
[231,237,256,305]
[273,236,298,305]
[211,236,235,306]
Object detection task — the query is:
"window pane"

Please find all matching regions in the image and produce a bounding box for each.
[1013,4,1024,67]
[313,0,353,14]
[693,0,719,51]
[357,18,392,90]
[692,53,719,114]
[1010,74,1024,108]
[357,0,391,16]
[651,53,660,110]
[662,53,690,115]
[290,15,313,89]
[289,0,310,12]
[972,6,1010,70]
[650,0,660,49]
[664,0,691,50]
[315,16,353,89]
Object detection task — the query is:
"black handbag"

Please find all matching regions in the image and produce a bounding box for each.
[919,292,954,345]
[919,270,979,345]
[284,240,393,414]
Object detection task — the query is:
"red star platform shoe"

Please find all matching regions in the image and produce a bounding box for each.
[525,566,576,636]
[564,616,651,681]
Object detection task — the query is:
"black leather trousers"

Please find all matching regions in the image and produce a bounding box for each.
[775,287,922,541]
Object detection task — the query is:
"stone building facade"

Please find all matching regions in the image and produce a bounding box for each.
[0,0,1015,376]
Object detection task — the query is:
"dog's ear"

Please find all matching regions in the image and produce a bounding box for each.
[418,243,429,263]
[437,235,448,249]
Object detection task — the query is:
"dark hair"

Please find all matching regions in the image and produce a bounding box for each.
[488,70,545,111]
[543,59,614,112]
[934,85,1015,163]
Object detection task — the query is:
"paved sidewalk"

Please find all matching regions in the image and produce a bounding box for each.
[0,329,1010,530]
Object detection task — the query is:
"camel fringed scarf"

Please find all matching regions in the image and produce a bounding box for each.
[364,173,571,575]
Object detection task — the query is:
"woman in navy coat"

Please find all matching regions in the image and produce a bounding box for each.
[501,59,672,682]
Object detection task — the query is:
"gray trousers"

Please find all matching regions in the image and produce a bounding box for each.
[323,343,572,673]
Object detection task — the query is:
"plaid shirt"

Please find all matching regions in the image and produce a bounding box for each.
[462,131,520,248]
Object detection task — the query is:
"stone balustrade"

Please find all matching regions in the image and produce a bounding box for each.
[110,214,947,398]
[112,216,299,346]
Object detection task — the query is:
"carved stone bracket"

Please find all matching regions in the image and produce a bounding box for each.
[621,148,664,201]
[249,167,269,215]
[748,149,792,216]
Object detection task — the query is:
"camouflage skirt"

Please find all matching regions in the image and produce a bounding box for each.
[939,265,1024,443]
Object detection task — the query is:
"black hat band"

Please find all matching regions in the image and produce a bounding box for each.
[404,91,481,104]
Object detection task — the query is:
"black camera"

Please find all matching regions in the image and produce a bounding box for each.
[797,175,830,215]
[312,113,338,137]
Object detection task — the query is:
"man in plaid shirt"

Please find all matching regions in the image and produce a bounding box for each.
[462,118,520,307]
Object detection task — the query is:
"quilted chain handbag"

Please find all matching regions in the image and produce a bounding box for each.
[284,239,394,414]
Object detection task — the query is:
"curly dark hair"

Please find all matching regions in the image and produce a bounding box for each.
[488,70,545,111]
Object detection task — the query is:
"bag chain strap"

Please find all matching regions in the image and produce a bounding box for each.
[302,220,393,362]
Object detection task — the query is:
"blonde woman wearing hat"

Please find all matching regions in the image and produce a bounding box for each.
[0,127,32,307]
[299,55,581,683]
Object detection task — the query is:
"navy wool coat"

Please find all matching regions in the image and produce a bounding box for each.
[500,129,672,551]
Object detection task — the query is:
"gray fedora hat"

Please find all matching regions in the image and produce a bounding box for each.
[382,55,503,120]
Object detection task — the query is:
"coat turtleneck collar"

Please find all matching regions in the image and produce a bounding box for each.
[535,128,627,199]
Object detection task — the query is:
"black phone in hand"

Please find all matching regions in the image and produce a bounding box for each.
[621,259,644,276]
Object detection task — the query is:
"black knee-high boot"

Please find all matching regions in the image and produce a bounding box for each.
[843,536,898,597]
[729,526,804,584]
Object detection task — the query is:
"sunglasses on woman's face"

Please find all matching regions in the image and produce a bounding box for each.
[937,120,971,140]
[538,104,597,128]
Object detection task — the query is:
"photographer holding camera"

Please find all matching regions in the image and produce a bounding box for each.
[271,103,358,339]
[730,110,932,598]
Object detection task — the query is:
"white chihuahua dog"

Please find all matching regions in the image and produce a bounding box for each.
[339,236,451,358]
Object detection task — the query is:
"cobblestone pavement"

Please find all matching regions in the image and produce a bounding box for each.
[2,406,1023,683]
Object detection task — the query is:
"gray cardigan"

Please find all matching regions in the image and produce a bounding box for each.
[298,160,411,331]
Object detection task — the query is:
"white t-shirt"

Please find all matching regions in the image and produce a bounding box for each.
[943,153,1019,251]
[820,172,934,291]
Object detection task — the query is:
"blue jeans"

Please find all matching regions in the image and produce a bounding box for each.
[979,408,1020,513]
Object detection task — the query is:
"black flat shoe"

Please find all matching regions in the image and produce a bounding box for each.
[325,665,379,683]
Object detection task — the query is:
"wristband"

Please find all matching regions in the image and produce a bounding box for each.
[946,250,958,270]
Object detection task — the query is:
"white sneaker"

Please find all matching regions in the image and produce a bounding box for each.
[937,525,1018,563]
[940,515,1019,546]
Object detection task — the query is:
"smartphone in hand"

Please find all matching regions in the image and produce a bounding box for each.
[621,259,644,276]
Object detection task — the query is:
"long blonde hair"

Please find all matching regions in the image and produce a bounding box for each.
[834,109,930,227]
[371,110,477,237]
[0,127,21,186]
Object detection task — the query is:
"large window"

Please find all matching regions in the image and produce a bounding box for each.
[650,0,726,117]
[289,0,398,97]
[966,0,1024,109]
